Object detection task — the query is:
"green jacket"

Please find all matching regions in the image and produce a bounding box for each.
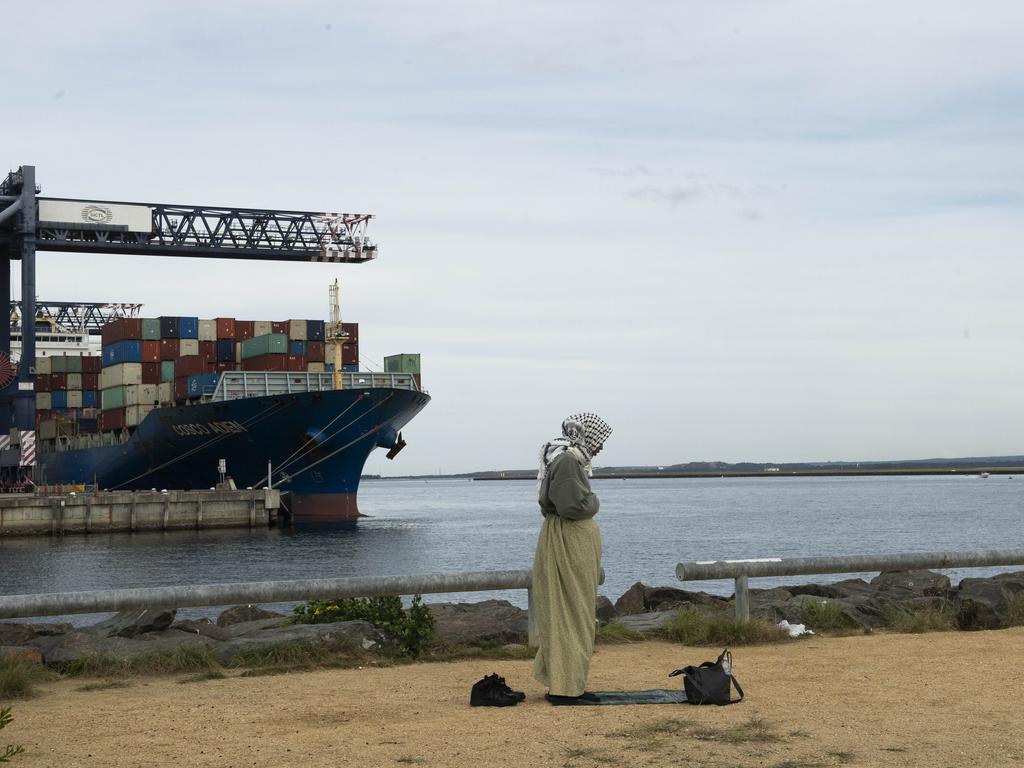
[538,449,599,520]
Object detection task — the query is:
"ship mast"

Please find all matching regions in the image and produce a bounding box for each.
[326,279,348,390]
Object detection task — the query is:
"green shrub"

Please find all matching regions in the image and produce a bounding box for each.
[292,594,434,658]
[0,707,25,763]
[1006,594,1024,627]
[659,608,790,646]
[884,605,955,634]
[799,598,860,631]
[0,657,53,699]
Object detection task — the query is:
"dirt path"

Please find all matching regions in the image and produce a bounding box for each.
[6,628,1024,768]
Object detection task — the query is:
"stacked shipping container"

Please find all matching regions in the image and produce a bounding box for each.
[35,317,359,439]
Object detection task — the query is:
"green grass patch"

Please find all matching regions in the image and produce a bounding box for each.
[610,716,781,745]
[225,636,370,670]
[827,751,856,764]
[420,642,534,663]
[0,657,55,699]
[74,680,132,692]
[884,605,955,634]
[55,644,221,678]
[293,594,434,659]
[177,671,227,684]
[799,599,860,632]
[659,607,791,646]
[596,620,644,644]
[1005,594,1024,627]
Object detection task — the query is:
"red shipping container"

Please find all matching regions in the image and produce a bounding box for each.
[174,377,190,401]
[341,322,359,344]
[199,340,215,362]
[35,409,53,424]
[82,356,102,374]
[82,373,99,390]
[141,340,160,363]
[306,341,326,362]
[235,321,255,340]
[160,338,179,360]
[50,373,68,389]
[35,374,50,392]
[100,407,126,432]
[215,362,233,373]
[241,353,288,371]
[271,320,288,334]
[216,318,236,339]
[141,362,161,385]
[285,355,307,372]
[342,342,358,366]
[175,356,205,378]
[204,361,218,374]
[101,318,143,346]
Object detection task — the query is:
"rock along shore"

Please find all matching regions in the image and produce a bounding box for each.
[1,569,1022,666]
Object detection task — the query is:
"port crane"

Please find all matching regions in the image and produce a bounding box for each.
[0,164,377,436]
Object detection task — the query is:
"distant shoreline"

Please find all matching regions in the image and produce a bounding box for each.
[370,466,1024,481]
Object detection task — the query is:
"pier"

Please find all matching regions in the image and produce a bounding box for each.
[0,488,279,536]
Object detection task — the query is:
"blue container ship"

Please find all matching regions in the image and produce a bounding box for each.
[35,372,429,522]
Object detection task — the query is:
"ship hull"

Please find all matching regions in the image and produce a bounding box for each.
[36,387,429,523]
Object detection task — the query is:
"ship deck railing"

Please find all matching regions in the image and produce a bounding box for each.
[203,370,421,401]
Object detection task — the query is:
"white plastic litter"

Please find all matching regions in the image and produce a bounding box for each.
[777,619,813,637]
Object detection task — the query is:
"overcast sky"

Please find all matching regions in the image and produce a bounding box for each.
[6,1,1024,475]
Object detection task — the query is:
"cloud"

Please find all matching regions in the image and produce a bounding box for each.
[588,164,655,178]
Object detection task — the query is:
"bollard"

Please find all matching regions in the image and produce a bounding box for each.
[734,574,749,622]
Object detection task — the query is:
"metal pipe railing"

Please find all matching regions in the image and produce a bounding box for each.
[0,568,605,647]
[676,548,1024,622]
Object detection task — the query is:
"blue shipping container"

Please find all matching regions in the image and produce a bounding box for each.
[51,391,67,408]
[216,339,235,362]
[324,363,334,373]
[159,316,180,338]
[187,373,219,398]
[82,390,98,408]
[289,340,307,356]
[102,339,143,367]
[306,320,325,341]
[342,364,358,373]
[178,317,199,339]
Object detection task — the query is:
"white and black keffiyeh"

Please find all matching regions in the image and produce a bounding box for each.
[537,412,613,488]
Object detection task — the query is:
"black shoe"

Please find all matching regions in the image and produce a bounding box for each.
[545,691,601,706]
[470,673,520,707]
[489,673,526,702]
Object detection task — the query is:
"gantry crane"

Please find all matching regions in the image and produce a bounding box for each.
[0,164,376,434]
[325,279,349,391]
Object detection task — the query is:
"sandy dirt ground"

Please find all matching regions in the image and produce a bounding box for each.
[5,628,1024,768]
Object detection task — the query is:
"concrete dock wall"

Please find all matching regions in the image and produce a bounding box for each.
[0,489,280,536]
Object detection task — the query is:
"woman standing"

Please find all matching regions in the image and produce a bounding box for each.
[532,412,613,704]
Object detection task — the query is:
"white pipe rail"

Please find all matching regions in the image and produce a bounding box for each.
[676,548,1024,622]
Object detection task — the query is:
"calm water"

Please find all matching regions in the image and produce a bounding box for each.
[1,475,1021,623]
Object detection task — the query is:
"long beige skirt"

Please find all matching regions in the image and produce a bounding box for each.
[531,515,602,696]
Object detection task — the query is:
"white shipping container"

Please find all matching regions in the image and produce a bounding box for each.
[198,319,217,341]
[123,384,159,407]
[158,382,173,404]
[179,339,199,357]
[35,356,52,375]
[100,363,143,389]
[126,404,155,427]
[288,319,307,340]
[307,362,325,373]
[66,390,83,408]
[36,392,52,410]
[66,373,82,390]
[253,320,273,337]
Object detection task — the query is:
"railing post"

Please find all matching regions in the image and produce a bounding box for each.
[527,587,538,648]
[734,574,749,623]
